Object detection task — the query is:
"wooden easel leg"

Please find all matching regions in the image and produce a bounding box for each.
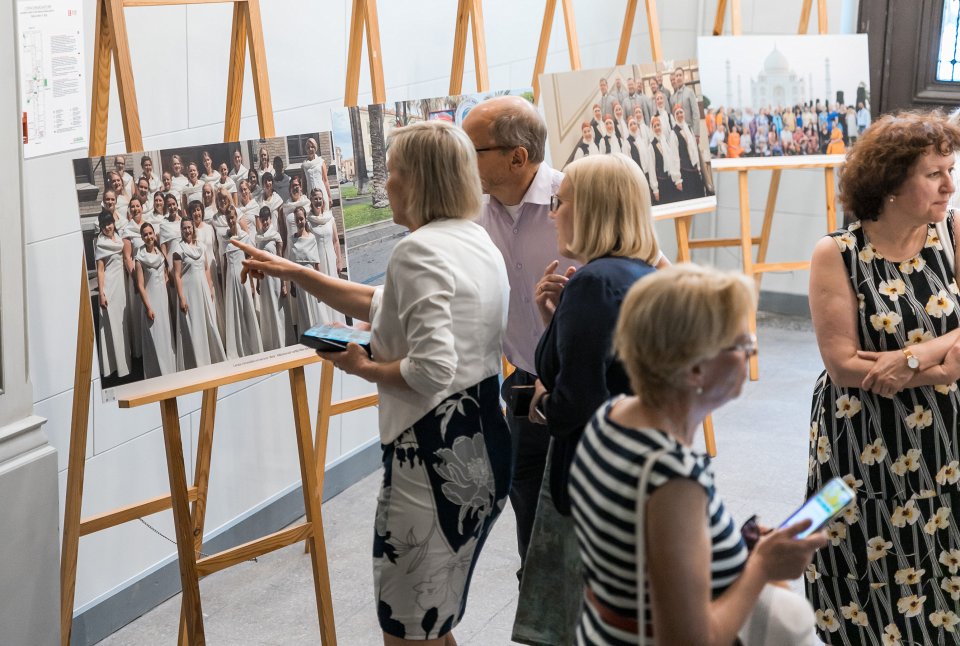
[532,0,558,101]
[798,0,813,34]
[817,0,828,34]
[674,215,692,263]
[223,2,248,142]
[245,0,275,138]
[104,0,143,152]
[703,415,717,457]
[730,0,742,35]
[470,0,489,92]
[306,360,336,555]
[737,170,760,381]
[88,0,112,157]
[160,398,206,646]
[290,367,337,646]
[449,0,470,95]
[712,0,728,35]
[364,0,386,104]
[314,361,336,497]
[643,0,663,63]
[824,167,837,232]
[754,168,781,292]
[61,264,96,646]
[178,388,218,646]
[344,0,365,107]
[561,0,581,69]
[616,0,638,65]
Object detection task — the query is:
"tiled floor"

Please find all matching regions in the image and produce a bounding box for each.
[99,312,824,645]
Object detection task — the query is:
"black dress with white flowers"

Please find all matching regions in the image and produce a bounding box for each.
[807,218,960,644]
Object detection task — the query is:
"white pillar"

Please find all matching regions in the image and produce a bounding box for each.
[0,0,58,643]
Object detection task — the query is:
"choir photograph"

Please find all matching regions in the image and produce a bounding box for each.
[540,60,715,208]
[73,132,349,393]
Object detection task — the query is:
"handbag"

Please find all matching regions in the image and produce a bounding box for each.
[634,447,817,645]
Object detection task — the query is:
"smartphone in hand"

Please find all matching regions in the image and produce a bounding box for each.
[780,477,856,539]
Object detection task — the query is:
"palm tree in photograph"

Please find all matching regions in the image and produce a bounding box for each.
[349,106,369,194]
[368,103,389,208]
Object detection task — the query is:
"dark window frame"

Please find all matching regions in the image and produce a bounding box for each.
[917,0,960,103]
[859,0,960,113]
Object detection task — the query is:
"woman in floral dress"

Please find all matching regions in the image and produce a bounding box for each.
[807,112,960,644]
[233,121,510,646]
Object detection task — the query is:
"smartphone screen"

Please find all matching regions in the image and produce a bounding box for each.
[780,477,856,538]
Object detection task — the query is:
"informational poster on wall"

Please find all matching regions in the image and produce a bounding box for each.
[18,0,88,158]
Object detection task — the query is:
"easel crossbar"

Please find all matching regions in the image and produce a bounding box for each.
[196,522,314,576]
[79,488,199,536]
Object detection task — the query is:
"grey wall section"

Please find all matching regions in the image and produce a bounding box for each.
[69,439,381,646]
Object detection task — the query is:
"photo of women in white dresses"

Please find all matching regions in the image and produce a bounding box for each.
[72,131,351,396]
[539,60,715,207]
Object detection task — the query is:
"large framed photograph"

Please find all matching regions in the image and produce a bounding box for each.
[697,34,871,158]
[330,88,534,286]
[539,61,715,210]
[74,132,348,401]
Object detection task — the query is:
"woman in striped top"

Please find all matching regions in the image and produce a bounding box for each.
[569,264,827,645]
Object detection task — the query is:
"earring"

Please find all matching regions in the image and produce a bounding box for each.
[889,196,896,203]
[696,386,704,395]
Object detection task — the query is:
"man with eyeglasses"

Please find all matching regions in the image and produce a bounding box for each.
[462,96,577,585]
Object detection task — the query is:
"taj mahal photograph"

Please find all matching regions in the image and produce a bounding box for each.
[697,34,870,157]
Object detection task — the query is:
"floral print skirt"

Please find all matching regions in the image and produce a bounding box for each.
[373,375,511,639]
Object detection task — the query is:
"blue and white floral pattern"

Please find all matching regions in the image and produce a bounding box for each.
[373,376,511,640]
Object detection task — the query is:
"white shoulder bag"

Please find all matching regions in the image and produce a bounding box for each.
[635,449,817,645]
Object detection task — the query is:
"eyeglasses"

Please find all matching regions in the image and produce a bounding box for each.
[474,145,514,154]
[722,334,758,358]
[550,194,563,212]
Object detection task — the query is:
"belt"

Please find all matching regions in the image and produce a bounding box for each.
[584,586,651,636]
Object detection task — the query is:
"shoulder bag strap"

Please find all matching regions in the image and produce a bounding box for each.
[935,209,956,272]
[636,447,670,646]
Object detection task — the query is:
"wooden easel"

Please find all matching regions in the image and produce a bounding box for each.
[707,0,837,381]
[532,0,582,101]
[61,2,378,644]
[602,1,717,455]
[449,0,489,95]
[345,0,386,106]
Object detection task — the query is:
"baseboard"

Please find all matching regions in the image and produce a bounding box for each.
[758,290,810,318]
[69,439,382,646]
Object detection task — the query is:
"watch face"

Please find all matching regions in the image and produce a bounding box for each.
[908,356,920,369]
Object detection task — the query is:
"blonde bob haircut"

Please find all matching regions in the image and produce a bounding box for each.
[564,153,660,264]
[615,263,755,407]
[386,120,483,228]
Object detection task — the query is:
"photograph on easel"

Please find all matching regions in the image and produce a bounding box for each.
[539,61,715,209]
[73,132,349,398]
[330,88,533,286]
[697,34,871,158]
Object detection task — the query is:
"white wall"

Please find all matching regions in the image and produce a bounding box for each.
[20,0,855,617]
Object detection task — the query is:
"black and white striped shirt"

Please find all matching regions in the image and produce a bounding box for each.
[569,397,748,645]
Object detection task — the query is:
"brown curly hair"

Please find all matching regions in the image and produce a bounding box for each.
[839,111,960,221]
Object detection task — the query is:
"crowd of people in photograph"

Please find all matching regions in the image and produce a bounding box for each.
[90,140,345,382]
[566,68,710,205]
[706,97,872,158]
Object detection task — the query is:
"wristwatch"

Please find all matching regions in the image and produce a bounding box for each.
[903,348,920,371]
